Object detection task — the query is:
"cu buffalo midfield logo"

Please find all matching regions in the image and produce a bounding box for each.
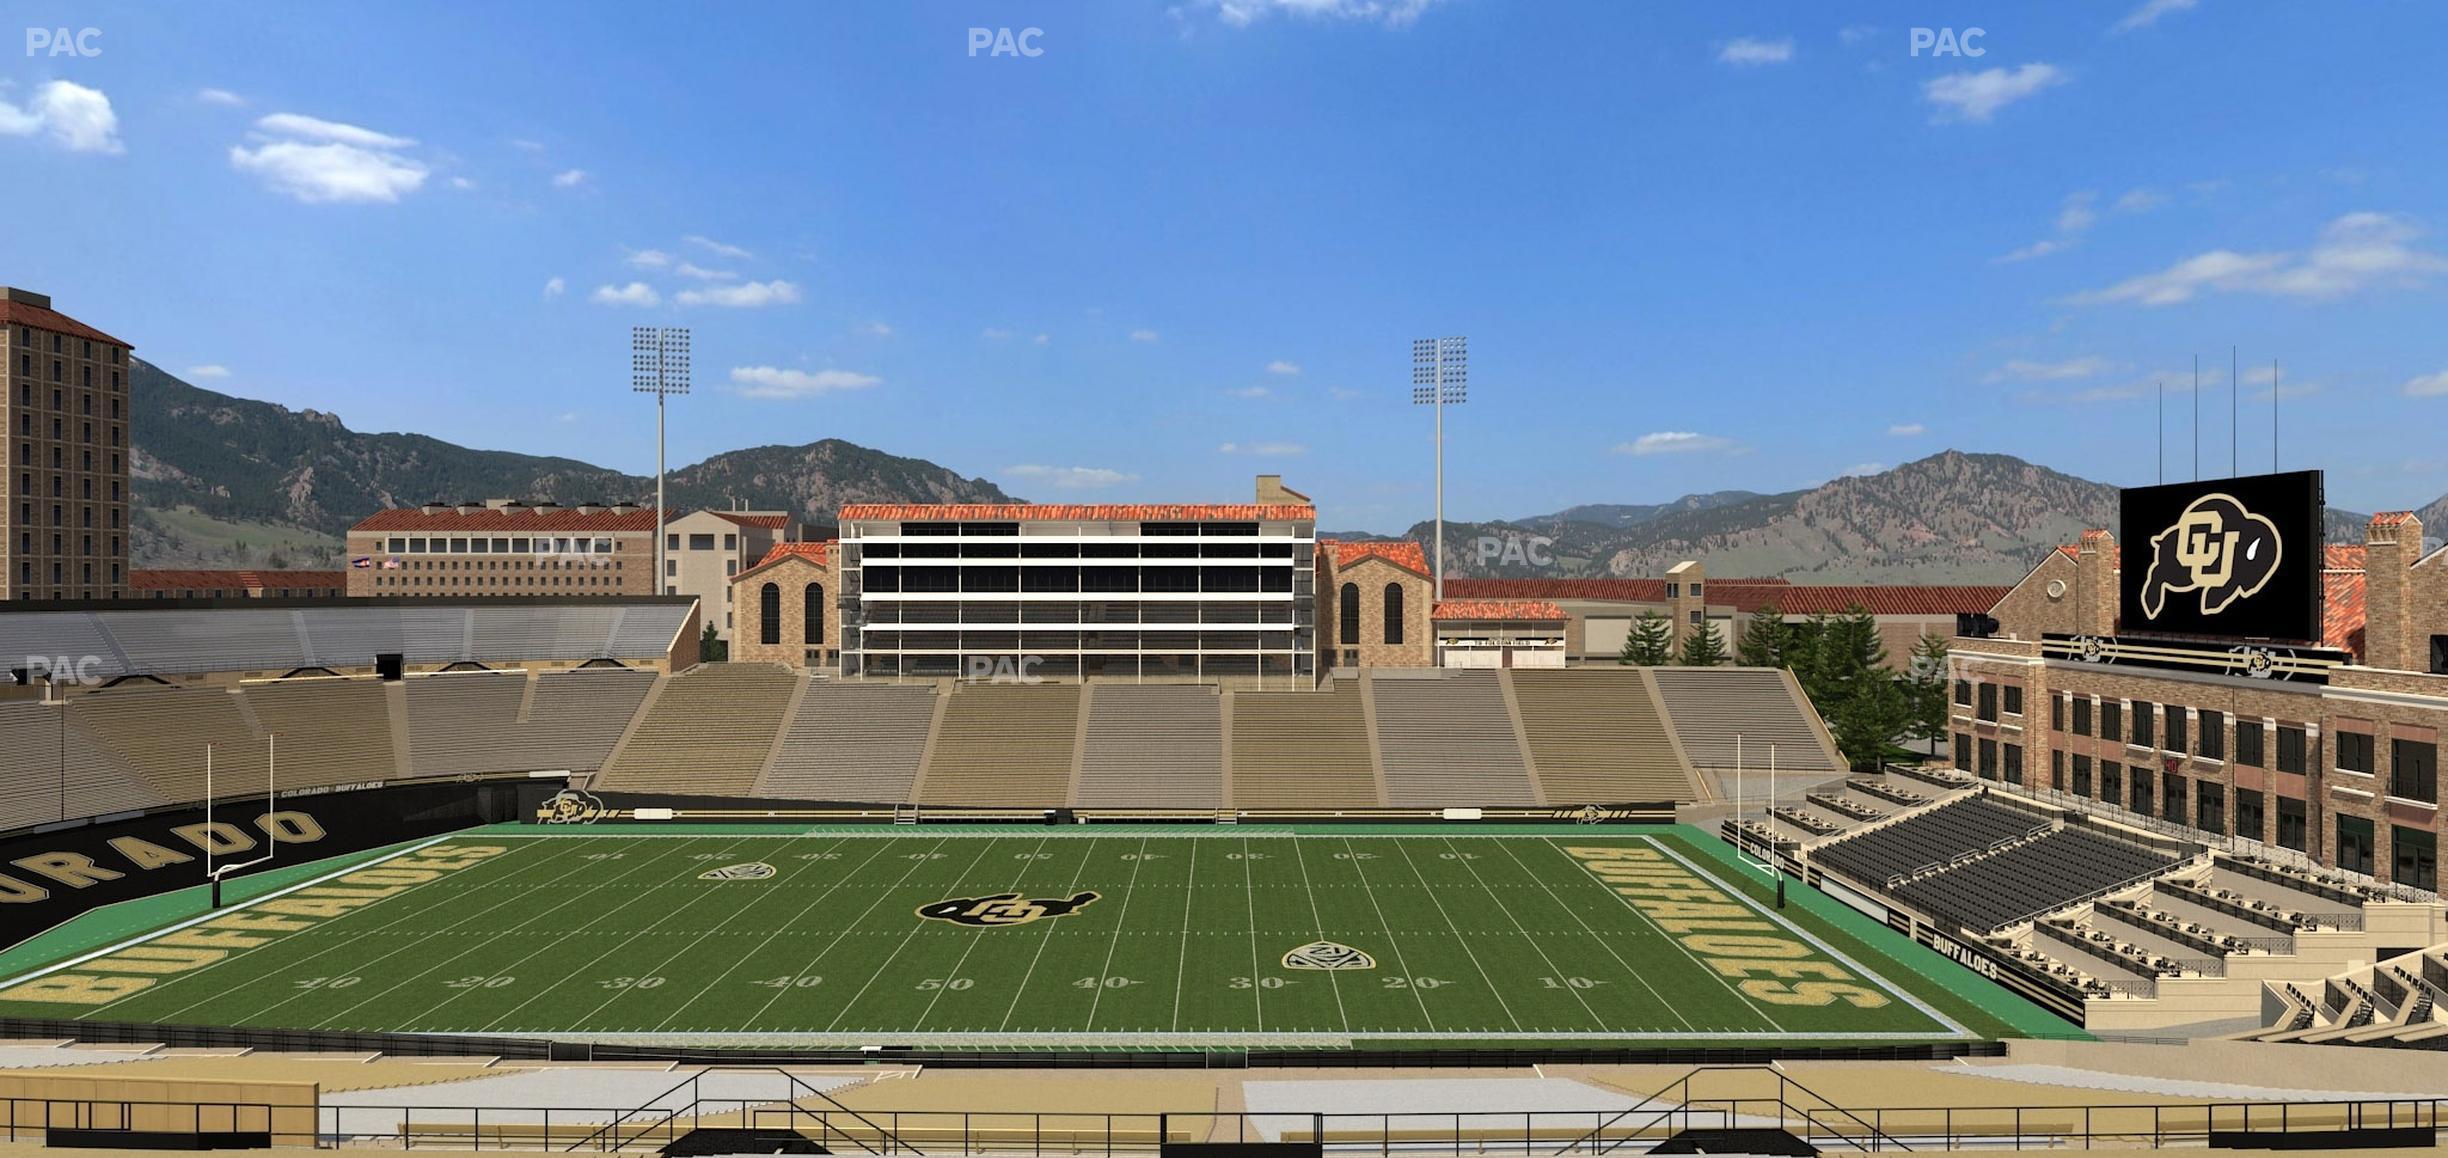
[2141,492,2283,620]
[916,891,1099,927]
[1282,941,1375,971]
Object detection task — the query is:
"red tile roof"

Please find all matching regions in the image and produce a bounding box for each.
[1710,583,2014,617]
[1326,539,1430,577]
[131,569,348,592]
[0,298,130,348]
[2371,510,2420,527]
[1432,598,1567,621]
[1444,577,1670,601]
[840,503,1314,522]
[351,507,666,533]
[712,512,793,529]
[732,540,835,584]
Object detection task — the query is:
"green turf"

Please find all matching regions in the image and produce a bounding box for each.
[0,827,2025,1049]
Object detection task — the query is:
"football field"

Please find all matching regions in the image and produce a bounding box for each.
[0,827,2010,1049]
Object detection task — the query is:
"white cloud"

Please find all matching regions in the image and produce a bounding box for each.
[673,261,735,281]
[2114,0,2198,33]
[2114,187,2168,213]
[1983,356,2114,383]
[859,321,894,337]
[590,282,660,308]
[550,168,588,188]
[1994,191,2095,265]
[675,279,801,308]
[2071,212,2447,306]
[0,81,124,154]
[229,112,425,203]
[1217,441,1307,456]
[1006,464,1138,490]
[684,234,753,260]
[729,365,881,399]
[509,138,546,152]
[625,249,672,269]
[1327,386,1365,401]
[1227,386,1271,399]
[542,277,566,299]
[1717,37,1795,66]
[1923,63,2067,123]
[185,365,231,380]
[1994,239,2073,264]
[1265,360,1301,375]
[1837,462,1887,478]
[1887,422,1926,436]
[1614,431,1737,456]
[980,328,1015,340]
[1202,0,1436,28]
[448,175,475,191]
[2406,370,2448,398]
[1032,332,1051,346]
[196,88,246,108]
[1130,328,1160,343]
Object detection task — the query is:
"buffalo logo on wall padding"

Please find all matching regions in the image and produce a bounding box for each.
[2140,492,2283,620]
[537,789,611,825]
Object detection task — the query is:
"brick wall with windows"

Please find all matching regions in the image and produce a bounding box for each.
[0,288,131,601]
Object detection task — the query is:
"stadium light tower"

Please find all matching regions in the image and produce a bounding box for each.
[1412,336,1466,600]
[632,327,691,591]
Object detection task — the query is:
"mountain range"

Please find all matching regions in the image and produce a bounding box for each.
[128,361,2448,582]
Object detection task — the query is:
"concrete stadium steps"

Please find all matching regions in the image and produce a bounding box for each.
[594,664,798,797]
[244,679,402,789]
[759,681,937,803]
[71,687,270,804]
[1230,682,1379,809]
[404,672,529,776]
[0,701,162,832]
[1075,684,1224,809]
[524,669,657,773]
[917,683,1082,806]
[1508,669,1701,804]
[1368,671,1537,807]
[1650,666,1842,773]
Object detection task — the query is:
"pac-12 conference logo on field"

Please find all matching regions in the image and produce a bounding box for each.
[2140,492,2282,619]
[916,891,1098,927]
[699,862,776,881]
[1283,941,1375,970]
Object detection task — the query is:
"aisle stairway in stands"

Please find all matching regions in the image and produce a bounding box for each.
[1510,669,1701,803]
[1231,680,1378,809]
[916,683,1081,806]
[594,664,798,797]
[1370,671,1537,806]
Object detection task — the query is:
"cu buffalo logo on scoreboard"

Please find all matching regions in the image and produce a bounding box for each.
[2139,492,2283,620]
[916,891,1098,927]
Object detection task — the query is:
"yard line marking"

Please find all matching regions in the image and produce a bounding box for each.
[652,834,898,1031]
[993,836,1104,1032]
[306,837,721,1030]
[1287,834,1352,1034]
[742,836,956,1029]
[1537,835,1779,1031]
[1484,838,1693,1031]
[574,835,858,1029]
[1082,836,1151,1030]
[1335,837,1437,1031]
[1386,839,1523,1032]
[912,836,1048,1029]
[1241,835,1265,1033]
[145,832,609,1018]
[1435,837,1610,1030]
[823,836,1003,1033]
[1168,835,1199,1032]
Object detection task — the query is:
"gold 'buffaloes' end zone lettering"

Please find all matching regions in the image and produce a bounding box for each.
[916,891,1099,927]
[1283,941,1375,970]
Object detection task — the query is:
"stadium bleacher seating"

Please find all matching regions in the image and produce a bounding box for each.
[523,669,656,772]
[1813,796,2052,885]
[1370,672,1537,806]
[760,681,937,803]
[404,672,529,776]
[72,686,271,804]
[0,701,162,832]
[1510,669,1700,803]
[594,664,797,797]
[244,679,398,791]
[1231,681,1378,809]
[1649,666,1841,772]
[1075,684,1223,809]
[1893,827,2175,932]
[917,683,1081,806]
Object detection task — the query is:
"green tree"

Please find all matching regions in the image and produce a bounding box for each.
[1902,633,1952,747]
[699,622,730,663]
[1827,672,1913,772]
[1677,617,1729,666]
[1735,604,1787,668]
[1620,611,1673,666]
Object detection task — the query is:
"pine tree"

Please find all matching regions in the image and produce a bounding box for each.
[699,622,730,663]
[1903,633,1952,746]
[1620,611,1674,666]
[1828,672,1912,772]
[1735,605,1787,668]
[1677,617,1729,666]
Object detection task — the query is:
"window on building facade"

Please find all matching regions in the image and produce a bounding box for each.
[2337,815,2376,876]
[2132,701,2155,747]
[2096,759,2116,802]
[2198,782,2226,835]
[2003,684,2023,716]
[689,534,715,551]
[2071,696,2091,736]
[1978,737,1997,778]
[1953,732,1971,769]
[2003,743,2022,785]
[1976,682,1997,722]
[2199,709,2224,760]
[2052,694,2066,731]
[2236,720,2265,767]
[2277,725,2308,774]
[2130,771,2151,814]
[2338,731,2375,774]
[2237,788,2265,842]
[1954,679,1971,707]
[2164,706,2189,752]
[1382,582,1404,645]
[2433,635,2448,676]
[804,583,824,644]
[2161,773,2185,823]
[1338,583,1359,644]
[2052,748,2066,790]
[2277,796,2307,851]
[2395,826,2438,892]
[2100,700,2121,741]
[759,582,781,645]
[2392,738,2437,803]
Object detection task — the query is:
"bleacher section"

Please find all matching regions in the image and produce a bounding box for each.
[1510,670,1700,803]
[1894,828,2176,932]
[1232,682,1377,809]
[244,680,397,790]
[760,682,937,803]
[1650,666,1841,772]
[1075,685,1223,809]
[1370,672,1537,806]
[1814,796,2049,885]
[404,672,528,776]
[72,686,271,804]
[917,683,1081,807]
[594,665,797,797]
[0,702,161,832]
[523,669,656,772]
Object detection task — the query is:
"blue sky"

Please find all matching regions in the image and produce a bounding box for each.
[4,0,2445,531]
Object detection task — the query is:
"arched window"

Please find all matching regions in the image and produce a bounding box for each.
[803,582,825,644]
[1339,582,1360,644]
[1382,582,1405,645]
[759,582,781,646]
